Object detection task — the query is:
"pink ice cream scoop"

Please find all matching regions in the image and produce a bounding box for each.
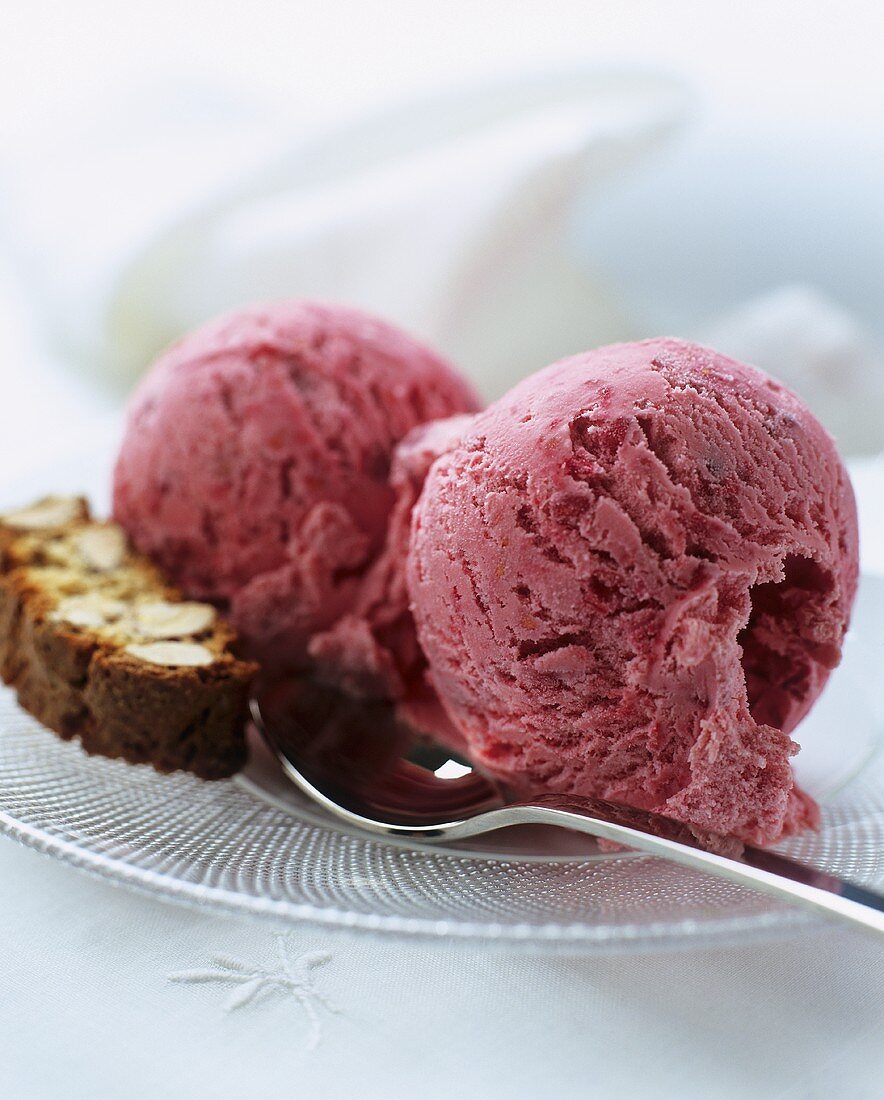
[113,301,480,673]
[408,338,859,846]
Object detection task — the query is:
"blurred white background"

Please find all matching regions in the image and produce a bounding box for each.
[1,0,882,477]
[3,1,883,141]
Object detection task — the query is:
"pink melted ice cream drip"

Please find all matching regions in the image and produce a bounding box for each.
[113,301,480,674]
[408,339,859,845]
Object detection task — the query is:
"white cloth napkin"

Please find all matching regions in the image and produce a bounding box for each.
[0,68,687,400]
[3,67,884,458]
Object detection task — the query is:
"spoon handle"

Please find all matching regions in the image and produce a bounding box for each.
[499,803,884,939]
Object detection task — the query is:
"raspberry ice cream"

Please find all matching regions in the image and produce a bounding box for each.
[408,339,859,845]
[113,301,480,673]
[308,414,476,700]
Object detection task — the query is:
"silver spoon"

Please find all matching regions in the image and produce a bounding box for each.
[250,679,884,940]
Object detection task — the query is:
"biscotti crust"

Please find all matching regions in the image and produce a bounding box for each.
[83,652,249,777]
[0,496,257,777]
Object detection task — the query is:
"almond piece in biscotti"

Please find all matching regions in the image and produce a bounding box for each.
[1,497,84,530]
[77,527,127,572]
[51,594,128,630]
[133,601,216,639]
[124,641,215,667]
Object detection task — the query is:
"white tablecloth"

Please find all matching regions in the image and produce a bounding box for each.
[0,834,882,1100]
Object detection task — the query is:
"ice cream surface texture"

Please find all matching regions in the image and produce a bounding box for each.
[408,339,859,845]
[113,301,480,672]
[308,414,476,701]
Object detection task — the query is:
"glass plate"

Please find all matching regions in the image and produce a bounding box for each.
[0,562,882,953]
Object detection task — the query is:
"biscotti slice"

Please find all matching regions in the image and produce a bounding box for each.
[0,496,257,778]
